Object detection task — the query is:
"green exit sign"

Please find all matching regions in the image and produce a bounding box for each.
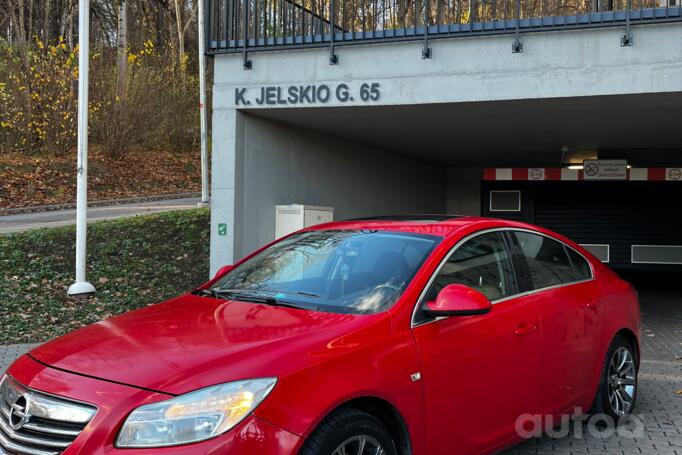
[218,223,227,236]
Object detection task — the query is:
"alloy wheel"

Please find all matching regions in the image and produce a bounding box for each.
[607,346,636,416]
[332,435,385,455]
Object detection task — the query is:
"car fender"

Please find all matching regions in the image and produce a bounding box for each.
[584,267,642,410]
[253,317,425,454]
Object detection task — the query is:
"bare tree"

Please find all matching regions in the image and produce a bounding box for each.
[6,0,33,67]
[116,0,127,97]
[171,0,197,69]
[42,0,50,41]
[57,0,77,47]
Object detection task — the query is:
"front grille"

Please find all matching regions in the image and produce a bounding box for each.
[0,375,96,455]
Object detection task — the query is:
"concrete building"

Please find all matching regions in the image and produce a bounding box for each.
[205,0,682,275]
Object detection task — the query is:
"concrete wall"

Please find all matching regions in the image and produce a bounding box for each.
[213,24,682,110]
[210,113,446,272]
[446,167,482,216]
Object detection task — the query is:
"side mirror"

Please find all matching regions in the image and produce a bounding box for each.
[424,284,492,317]
[213,264,233,279]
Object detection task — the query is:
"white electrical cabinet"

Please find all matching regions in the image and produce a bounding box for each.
[275,204,334,239]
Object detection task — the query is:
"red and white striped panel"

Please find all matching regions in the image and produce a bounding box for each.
[483,167,682,181]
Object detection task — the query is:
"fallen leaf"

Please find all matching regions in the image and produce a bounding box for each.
[98,277,109,284]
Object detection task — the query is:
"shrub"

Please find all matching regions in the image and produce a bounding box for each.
[89,41,201,158]
[0,38,78,155]
[0,38,201,158]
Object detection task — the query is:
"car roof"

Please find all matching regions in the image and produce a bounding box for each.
[305,215,532,237]
[294,215,596,266]
[346,214,466,222]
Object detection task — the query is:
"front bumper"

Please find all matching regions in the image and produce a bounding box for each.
[5,355,303,454]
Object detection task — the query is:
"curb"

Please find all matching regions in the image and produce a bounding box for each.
[0,192,203,216]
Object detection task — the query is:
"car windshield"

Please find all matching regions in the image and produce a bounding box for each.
[210,230,441,314]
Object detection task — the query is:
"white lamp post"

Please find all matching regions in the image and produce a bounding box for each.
[197,0,210,208]
[68,0,95,296]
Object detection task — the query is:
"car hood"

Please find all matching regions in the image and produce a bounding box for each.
[29,294,382,395]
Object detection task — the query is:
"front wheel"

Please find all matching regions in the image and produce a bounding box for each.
[591,335,638,422]
[300,408,398,455]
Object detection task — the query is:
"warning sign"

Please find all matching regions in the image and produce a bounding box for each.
[583,160,628,180]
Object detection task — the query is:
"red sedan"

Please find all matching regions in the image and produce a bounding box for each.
[2,216,641,455]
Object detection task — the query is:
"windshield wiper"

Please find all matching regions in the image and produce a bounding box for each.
[191,288,243,300]
[230,293,311,310]
[191,289,222,298]
[259,297,311,310]
[193,288,311,310]
[292,290,321,298]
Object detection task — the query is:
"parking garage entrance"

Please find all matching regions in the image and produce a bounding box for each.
[209,89,682,279]
[482,168,682,272]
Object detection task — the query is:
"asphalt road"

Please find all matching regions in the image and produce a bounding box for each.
[0,197,203,234]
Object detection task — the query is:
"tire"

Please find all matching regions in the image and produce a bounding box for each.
[591,335,638,423]
[300,408,398,455]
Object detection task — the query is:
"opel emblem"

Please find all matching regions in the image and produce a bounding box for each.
[9,394,30,431]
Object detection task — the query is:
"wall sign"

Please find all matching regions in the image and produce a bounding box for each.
[583,160,628,180]
[234,83,381,106]
[529,168,545,180]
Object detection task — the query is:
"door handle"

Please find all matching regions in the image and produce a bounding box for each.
[515,322,537,336]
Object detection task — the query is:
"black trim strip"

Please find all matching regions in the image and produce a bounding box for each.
[26,355,176,397]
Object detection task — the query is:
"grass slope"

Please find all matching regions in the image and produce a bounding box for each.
[0,209,210,344]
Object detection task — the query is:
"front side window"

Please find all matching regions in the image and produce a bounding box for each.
[422,232,517,306]
[211,230,440,314]
[513,231,574,289]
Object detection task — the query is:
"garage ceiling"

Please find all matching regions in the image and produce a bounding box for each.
[246,92,682,166]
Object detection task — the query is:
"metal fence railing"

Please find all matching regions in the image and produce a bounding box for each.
[206,0,682,55]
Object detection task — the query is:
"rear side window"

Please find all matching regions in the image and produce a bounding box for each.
[567,248,592,281]
[513,232,574,289]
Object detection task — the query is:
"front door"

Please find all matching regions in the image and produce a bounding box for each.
[411,231,542,454]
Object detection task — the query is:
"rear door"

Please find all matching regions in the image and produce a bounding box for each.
[510,231,603,417]
[412,231,542,454]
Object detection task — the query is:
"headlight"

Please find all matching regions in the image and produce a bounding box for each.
[116,378,277,447]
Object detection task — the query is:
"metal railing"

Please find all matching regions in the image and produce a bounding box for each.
[206,0,682,54]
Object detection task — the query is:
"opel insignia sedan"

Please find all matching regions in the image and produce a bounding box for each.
[2,216,641,455]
